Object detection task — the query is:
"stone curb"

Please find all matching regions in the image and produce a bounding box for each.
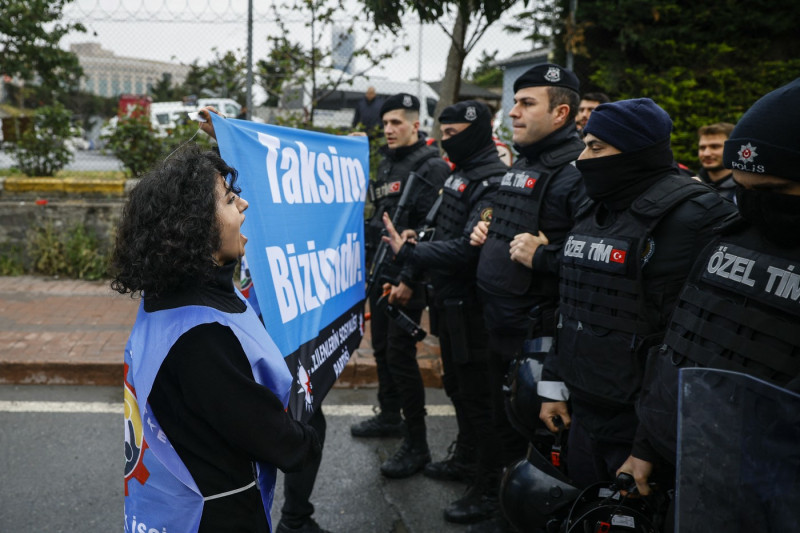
[0,348,443,389]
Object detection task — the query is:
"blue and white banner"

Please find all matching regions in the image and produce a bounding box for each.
[213,116,368,421]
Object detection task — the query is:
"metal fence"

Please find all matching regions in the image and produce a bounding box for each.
[1,0,537,172]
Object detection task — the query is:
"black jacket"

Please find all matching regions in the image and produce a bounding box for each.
[697,167,736,201]
[367,135,450,289]
[476,123,586,330]
[634,220,800,464]
[405,144,506,305]
[543,175,737,441]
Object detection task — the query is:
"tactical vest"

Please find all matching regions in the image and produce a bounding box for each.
[557,176,712,406]
[435,160,507,241]
[123,295,292,533]
[488,138,583,242]
[477,136,583,297]
[637,224,800,461]
[669,225,800,382]
[366,144,440,246]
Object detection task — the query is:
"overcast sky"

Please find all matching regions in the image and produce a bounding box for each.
[60,0,536,101]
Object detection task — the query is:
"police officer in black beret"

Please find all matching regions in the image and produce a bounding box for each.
[381,100,508,523]
[351,93,450,479]
[618,79,800,512]
[467,63,586,530]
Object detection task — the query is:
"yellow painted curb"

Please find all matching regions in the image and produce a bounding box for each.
[63,178,125,195]
[2,177,126,196]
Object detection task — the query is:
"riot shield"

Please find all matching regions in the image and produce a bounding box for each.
[676,368,800,532]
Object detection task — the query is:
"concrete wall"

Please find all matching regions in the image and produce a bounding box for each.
[0,179,131,267]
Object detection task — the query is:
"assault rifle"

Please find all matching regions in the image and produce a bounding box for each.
[365,171,427,342]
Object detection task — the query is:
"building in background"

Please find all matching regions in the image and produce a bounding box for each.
[70,43,191,98]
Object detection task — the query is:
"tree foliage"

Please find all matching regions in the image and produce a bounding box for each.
[564,0,800,166]
[465,49,503,88]
[11,103,76,176]
[178,49,249,105]
[361,0,523,138]
[0,0,85,95]
[263,0,401,123]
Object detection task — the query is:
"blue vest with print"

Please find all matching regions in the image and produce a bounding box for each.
[123,294,293,533]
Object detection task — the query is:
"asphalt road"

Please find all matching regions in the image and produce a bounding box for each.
[0,385,468,533]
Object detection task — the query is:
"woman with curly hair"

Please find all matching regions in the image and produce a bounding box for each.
[114,145,321,533]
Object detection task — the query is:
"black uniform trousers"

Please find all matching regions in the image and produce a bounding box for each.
[280,406,327,527]
[368,290,427,439]
[435,299,497,471]
[477,291,538,469]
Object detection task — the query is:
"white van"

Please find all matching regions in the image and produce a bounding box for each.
[196,98,242,118]
[281,70,440,132]
[150,102,197,136]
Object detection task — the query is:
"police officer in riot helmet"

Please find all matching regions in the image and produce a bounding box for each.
[469,63,586,532]
[351,93,449,479]
[381,100,507,523]
[537,98,737,489]
[618,79,800,512]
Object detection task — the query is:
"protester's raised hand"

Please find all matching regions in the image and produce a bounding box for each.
[197,106,223,140]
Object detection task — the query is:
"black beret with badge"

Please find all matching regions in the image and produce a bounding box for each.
[380,93,420,117]
[438,99,492,125]
[513,63,580,94]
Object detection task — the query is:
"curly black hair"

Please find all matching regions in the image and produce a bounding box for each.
[110,144,240,297]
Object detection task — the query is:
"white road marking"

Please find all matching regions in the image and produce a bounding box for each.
[0,401,455,416]
[0,401,122,414]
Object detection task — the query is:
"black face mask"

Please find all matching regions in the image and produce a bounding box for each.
[735,185,800,248]
[441,121,492,167]
[575,140,675,211]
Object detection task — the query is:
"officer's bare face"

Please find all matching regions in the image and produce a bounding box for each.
[509,86,562,147]
[732,170,800,196]
[383,109,419,149]
[578,134,622,160]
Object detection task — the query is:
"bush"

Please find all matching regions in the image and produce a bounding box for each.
[28,222,110,280]
[104,111,166,177]
[11,103,76,176]
[0,245,25,276]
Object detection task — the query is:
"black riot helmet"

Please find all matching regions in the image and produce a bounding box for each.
[505,355,545,440]
[500,443,581,531]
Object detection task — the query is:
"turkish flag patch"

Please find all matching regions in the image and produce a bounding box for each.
[389,181,401,193]
[525,177,537,188]
[458,183,467,192]
[610,249,627,263]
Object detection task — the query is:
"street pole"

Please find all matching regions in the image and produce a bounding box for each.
[246,0,254,120]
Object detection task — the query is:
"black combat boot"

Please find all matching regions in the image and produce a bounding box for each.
[423,439,477,483]
[350,408,404,438]
[444,468,501,524]
[380,433,431,479]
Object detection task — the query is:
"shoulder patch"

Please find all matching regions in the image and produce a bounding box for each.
[480,207,493,222]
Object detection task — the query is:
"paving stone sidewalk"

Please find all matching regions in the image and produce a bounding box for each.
[0,276,442,387]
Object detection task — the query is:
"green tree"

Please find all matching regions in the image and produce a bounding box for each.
[465,49,503,88]
[524,0,800,167]
[149,73,181,101]
[362,0,524,138]
[265,0,402,125]
[11,103,75,176]
[176,49,248,105]
[256,37,306,108]
[0,0,85,96]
